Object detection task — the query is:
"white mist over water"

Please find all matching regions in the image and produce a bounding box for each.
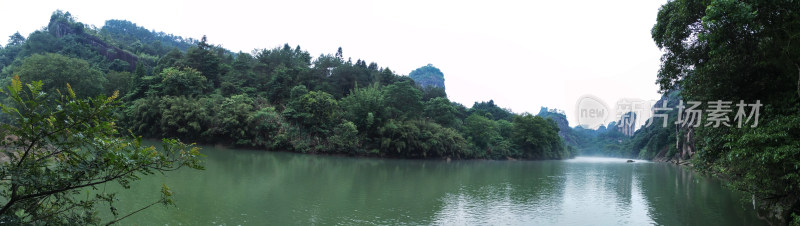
[566,156,651,164]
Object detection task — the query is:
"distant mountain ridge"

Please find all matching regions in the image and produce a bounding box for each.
[48,18,139,71]
[0,10,198,76]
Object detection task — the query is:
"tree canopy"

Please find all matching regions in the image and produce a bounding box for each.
[0,12,577,162]
[650,0,800,223]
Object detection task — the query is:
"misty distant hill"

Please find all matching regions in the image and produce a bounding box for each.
[409,64,445,90]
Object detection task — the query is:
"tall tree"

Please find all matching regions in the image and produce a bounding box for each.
[464,114,499,151]
[423,97,458,128]
[14,53,107,98]
[340,83,387,142]
[7,32,25,47]
[285,90,339,134]
[157,67,210,97]
[383,80,423,119]
[154,48,184,74]
[512,114,565,159]
[185,36,222,87]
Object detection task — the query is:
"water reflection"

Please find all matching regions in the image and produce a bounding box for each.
[557,157,654,225]
[637,163,766,225]
[431,157,764,225]
[105,148,766,225]
[433,161,567,225]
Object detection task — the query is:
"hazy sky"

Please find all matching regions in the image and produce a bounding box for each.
[0,0,667,127]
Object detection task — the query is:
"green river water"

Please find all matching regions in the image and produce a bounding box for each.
[105,144,767,225]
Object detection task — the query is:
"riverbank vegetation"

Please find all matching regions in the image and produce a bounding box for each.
[596,1,799,224]
[3,3,796,223]
[0,11,575,162]
[650,0,800,223]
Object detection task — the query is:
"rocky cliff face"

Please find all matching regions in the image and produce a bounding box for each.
[616,112,636,137]
[49,20,138,71]
[409,64,445,90]
[648,91,696,164]
[537,107,579,147]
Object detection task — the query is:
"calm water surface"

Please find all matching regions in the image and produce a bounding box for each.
[105,145,766,225]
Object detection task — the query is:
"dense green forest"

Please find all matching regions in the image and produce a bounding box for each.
[649,0,800,223]
[2,4,799,223]
[0,11,575,160]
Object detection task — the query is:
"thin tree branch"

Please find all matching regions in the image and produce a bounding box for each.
[104,200,161,225]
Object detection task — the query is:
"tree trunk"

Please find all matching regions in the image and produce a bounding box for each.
[795,63,800,99]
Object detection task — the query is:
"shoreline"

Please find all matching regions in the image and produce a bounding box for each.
[650,155,788,225]
[143,138,576,162]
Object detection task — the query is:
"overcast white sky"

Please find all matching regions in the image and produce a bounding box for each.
[0,0,667,127]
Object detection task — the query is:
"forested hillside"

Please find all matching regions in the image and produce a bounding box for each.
[0,11,575,160]
[649,0,800,223]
